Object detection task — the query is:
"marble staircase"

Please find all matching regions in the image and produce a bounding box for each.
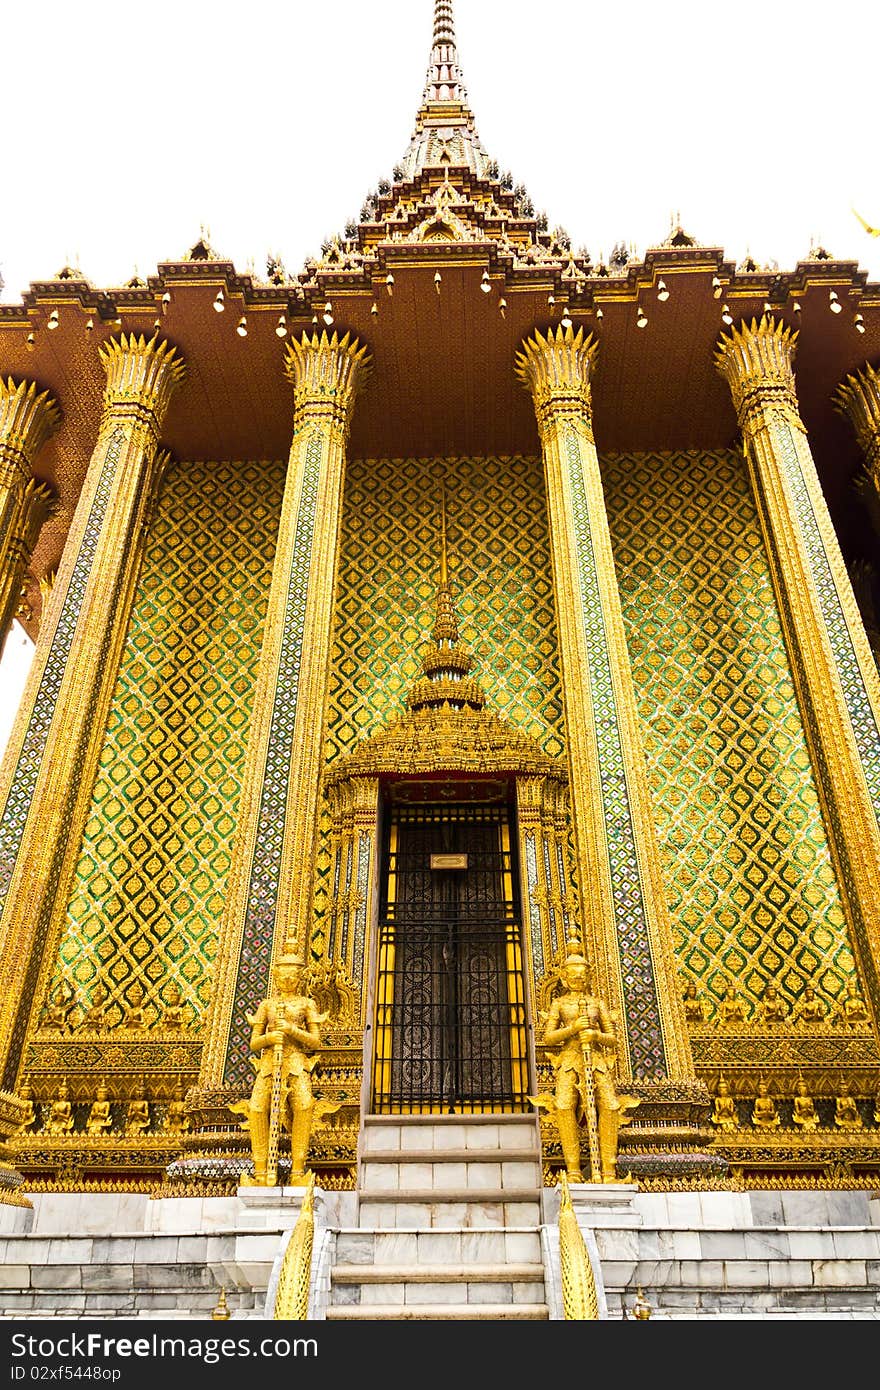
[324,1113,551,1320]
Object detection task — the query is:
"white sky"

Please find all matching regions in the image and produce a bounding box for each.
[1,0,879,743]
[2,0,880,301]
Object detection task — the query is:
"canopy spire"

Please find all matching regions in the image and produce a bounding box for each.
[399,1,490,181]
[407,476,485,713]
[439,477,449,589]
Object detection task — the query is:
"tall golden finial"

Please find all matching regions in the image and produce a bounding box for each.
[439,476,449,588]
[399,0,490,181]
[432,478,458,646]
[407,476,485,712]
[426,1,465,105]
[433,0,456,46]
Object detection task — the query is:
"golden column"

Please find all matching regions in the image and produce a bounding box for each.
[203,330,371,1090]
[717,317,880,1017]
[516,325,692,1082]
[835,360,880,539]
[0,379,60,654]
[0,334,185,1089]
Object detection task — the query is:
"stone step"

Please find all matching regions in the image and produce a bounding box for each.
[332,1262,544,1283]
[362,1148,539,1163]
[360,1161,542,1192]
[0,1289,254,1317]
[335,1227,543,1264]
[361,1116,540,1156]
[356,1192,541,1229]
[326,1303,549,1320]
[359,1188,539,1204]
[331,1278,547,1308]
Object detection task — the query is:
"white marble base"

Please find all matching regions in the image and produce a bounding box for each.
[542,1181,642,1228]
[0,1202,34,1234]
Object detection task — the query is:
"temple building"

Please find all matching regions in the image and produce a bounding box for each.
[0,0,878,1320]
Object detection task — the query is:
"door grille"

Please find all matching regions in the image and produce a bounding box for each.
[372,802,530,1114]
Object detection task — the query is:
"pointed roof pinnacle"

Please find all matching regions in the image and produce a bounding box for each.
[425,0,467,105]
[407,477,486,713]
[400,1,490,181]
[433,0,455,44]
[432,480,459,645]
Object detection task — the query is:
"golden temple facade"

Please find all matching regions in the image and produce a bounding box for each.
[0,0,879,1204]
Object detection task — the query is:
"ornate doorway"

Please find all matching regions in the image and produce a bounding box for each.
[372,790,530,1114]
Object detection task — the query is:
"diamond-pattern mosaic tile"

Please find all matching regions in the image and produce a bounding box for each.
[326,455,564,762]
[44,459,284,1027]
[37,445,856,1050]
[603,449,855,1019]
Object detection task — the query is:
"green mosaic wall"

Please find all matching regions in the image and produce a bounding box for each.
[44,459,284,1027]
[603,448,856,1018]
[39,445,860,1033]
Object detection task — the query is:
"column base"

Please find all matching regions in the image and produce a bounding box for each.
[540,1078,726,1184]
[616,1077,726,1180]
[0,1092,33,1209]
[0,1163,32,1210]
[169,1087,356,1195]
[542,1180,641,1227]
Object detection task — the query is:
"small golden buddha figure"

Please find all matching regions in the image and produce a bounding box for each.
[124,984,148,1030]
[791,1077,819,1133]
[751,1080,781,1131]
[162,981,186,1030]
[85,1081,113,1137]
[711,1075,738,1132]
[125,1080,151,1136]
[44,1080,75,1135]
[792,985,825,1025]
[682,980,707,1024]
[718,982,747,1025]
[17,1081,37,1132]
[44,975,77,1031]
[760,983,788,1024]
[834,981,869,1026]
[164,1082,190,1134]
[833,1083,863,1132]
[79,981,109,1031]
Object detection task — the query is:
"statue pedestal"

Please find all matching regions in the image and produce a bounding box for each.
[542,1181,642,1227]
[234,1185,311,1228]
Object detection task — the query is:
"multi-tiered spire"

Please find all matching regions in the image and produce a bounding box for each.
[407,482,486,712]
[399,0,491,181]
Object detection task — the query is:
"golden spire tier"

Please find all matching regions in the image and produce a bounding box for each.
[407,481,485,712]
